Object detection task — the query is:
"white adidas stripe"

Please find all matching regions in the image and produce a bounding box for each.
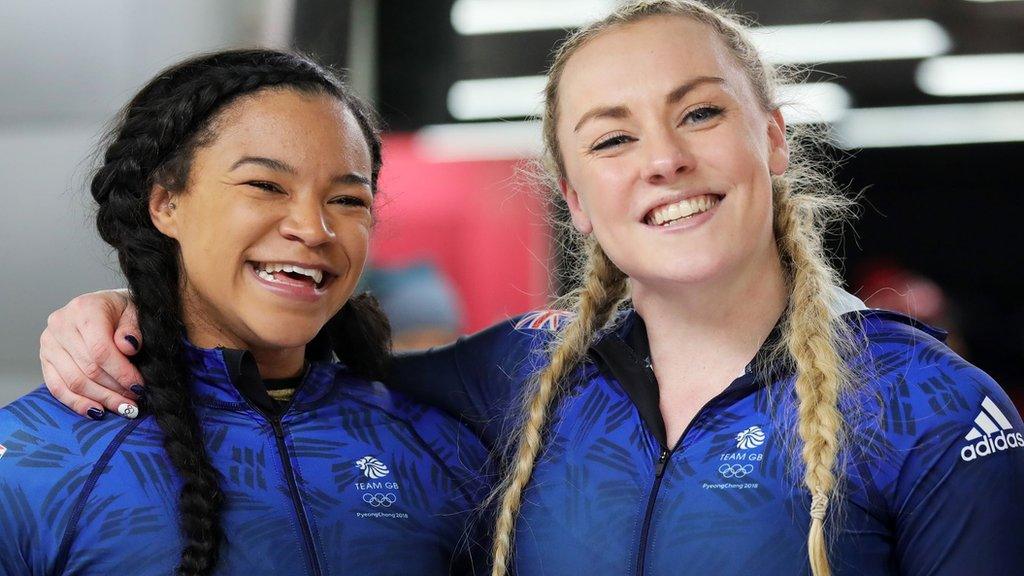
[964,396,1014,441]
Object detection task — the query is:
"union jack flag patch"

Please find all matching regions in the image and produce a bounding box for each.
[0,443,6,460]
[514,310,574,331]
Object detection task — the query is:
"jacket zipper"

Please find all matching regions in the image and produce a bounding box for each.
[270,416,324,576]
[635,447,670,575]
[634,359,751,576]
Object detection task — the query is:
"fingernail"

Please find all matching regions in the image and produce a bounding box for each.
[117,403,139,419]
[87,408,105,420]
[124,335,140,351]
[130,384,145,396]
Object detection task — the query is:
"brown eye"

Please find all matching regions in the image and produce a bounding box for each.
[330,195,369,208]
[247,181,285,194]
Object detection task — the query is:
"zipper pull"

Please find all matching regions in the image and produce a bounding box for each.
[654,449,669,478]
[271,418,285,439]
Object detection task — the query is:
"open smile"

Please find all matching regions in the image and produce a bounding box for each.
[246,261,337,302]
[643,193,723,227]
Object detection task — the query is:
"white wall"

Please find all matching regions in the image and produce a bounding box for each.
[0,0,290,405]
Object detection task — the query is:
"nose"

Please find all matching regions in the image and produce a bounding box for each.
[640,127,694,185]
[280,197,334,247]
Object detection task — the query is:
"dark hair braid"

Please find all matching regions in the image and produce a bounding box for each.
[327,292,393,381]
[92,49,390,575]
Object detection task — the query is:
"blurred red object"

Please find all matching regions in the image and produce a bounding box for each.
[855,257,971,360]
[370,134,551,332]
[858,259,947,322]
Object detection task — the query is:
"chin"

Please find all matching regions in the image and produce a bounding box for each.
[626,250,735,287]
[245,314,329,350]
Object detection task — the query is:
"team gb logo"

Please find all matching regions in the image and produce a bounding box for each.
[355,456,390,479]
[735,426,766,450]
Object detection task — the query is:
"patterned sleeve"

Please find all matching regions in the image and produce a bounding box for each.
[0,389,72,575]
[389,311,566,449]
[891,349,1024,574]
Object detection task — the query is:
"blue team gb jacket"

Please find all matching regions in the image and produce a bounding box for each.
[392,307,1024,576]
[0,341,487,576]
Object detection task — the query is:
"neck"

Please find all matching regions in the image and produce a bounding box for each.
[248,346,307,379]
[632,245,788,370]
[184,314,307,380]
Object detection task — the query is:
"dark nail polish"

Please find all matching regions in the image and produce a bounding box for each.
[87,408,105,420]
[130,384,145,396]
[124,334,140,351]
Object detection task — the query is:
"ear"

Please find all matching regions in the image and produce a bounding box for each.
[767,108,790,176]
[149,184,181,239]
[560,179,593,235]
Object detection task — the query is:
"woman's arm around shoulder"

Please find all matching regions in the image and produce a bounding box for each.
[388,310,571,449]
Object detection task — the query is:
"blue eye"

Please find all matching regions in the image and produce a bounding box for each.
[683,105,723,125]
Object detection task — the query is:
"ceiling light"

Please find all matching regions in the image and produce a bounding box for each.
[749,19,951,65]
[447,76,546,121]
[837,101,1024,148]
[917,54,1024,96]
[451,0,616,35]
[777,82,851,124]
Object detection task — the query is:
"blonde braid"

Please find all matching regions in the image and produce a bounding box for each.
[490,239,628,576]
[773,177,853,576]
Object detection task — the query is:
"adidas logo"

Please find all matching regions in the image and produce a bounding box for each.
[960,396,1023,462]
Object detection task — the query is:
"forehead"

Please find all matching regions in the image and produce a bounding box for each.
[557,16,747,118]
[208,88,370,168]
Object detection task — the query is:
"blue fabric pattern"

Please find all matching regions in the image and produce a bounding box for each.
[394,308,1024,575]
[0,343,487,576]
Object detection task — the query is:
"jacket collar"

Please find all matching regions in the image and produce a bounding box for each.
[586,289,914,448]
[598,287,871,371]
[181,334,341,413]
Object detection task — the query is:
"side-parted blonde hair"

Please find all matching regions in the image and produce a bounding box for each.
[490,2,858,575]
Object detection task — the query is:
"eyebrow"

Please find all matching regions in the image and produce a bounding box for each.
[572,76,727,133]
[230,155,372,188]
[231,155,297,174]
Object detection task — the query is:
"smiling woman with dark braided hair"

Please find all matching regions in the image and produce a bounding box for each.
[0,50,486,576]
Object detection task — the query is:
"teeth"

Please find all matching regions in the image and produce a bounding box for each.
[253,262,325,285]
[648,195,719,226]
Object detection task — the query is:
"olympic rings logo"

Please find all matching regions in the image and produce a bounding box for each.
[718,464,754,478]
[362,493,397,508]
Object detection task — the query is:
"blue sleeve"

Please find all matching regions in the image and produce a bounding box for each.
[893,358,1024,575]
[0,389,74,575]
[388,313,558,449]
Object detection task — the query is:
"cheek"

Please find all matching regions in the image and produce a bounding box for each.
[570,162,636,228]
[336,215,373,264]
[175,205,265,282]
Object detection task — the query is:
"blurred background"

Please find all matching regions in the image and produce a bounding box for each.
[1,0,1022,408]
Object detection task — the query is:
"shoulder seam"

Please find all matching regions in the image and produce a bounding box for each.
[52,416,149,573]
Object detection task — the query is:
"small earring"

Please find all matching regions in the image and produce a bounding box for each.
[168,202,176,210]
